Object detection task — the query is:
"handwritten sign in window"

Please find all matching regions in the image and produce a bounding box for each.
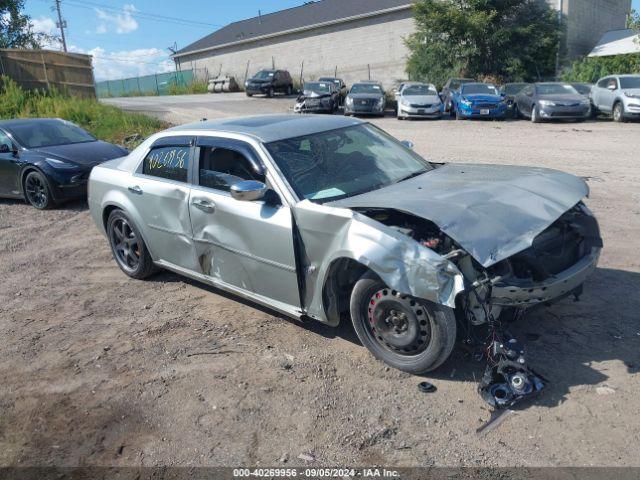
[142,146,190,182]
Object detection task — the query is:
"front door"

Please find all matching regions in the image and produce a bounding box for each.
[188,137,300,310]
[130,135,198,271]
[0,129,21,196]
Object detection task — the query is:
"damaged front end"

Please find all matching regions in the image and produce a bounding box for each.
[337,202,602,408]
[294,93,335,114]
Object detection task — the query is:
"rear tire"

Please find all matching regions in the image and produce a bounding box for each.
[107,209,157,280]
[349,272,457,374]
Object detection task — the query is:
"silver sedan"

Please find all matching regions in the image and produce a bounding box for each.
[88,115,602,376]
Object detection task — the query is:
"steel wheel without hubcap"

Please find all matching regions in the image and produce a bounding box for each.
[367,288,431,355]
[24,172,51,209]
[110,217,140,273]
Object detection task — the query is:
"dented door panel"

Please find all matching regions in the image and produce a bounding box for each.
[189,187,301,309]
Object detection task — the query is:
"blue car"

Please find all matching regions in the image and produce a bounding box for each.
[451,83,507,120]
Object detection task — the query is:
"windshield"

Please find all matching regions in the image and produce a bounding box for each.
[265,124,432,202]
[537,84,578,95]
[572,84,592,95]
[253,70,275,80]
[403,84,437,96]
[304,82,332,94]
[350,84,382,95]
[462,84,498,95]
[620,77,640,89]
[9,120,95,148]
[503,84,528,95]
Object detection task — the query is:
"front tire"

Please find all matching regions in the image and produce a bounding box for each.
[267,87,274,98]
[24,170,54,210]
[613,102,626,123]
[531,104,541,123]
[107,209,157,280]
[349,272,457,374]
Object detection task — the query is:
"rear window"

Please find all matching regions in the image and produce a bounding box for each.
[142,146,190,182]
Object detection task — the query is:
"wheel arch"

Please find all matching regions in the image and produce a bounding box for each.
[320,257,373,326]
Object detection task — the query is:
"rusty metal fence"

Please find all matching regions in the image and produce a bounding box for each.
[0,49,95,98]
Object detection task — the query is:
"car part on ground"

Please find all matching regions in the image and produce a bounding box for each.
[244,69,294,97]
[396,82,442,120]
[88,115,602,400]
[591,74,640,122]
[294,81,340,114]
[450,83,507,120]
[344,81,386,116]
[0,118,128,209]
[514,83,592,122]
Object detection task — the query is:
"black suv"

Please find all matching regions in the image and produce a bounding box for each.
[245,70,294,97]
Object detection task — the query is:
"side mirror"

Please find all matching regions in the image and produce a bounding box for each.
[607,84,617,91]
[230,180,269,202]
[401,140,414,150]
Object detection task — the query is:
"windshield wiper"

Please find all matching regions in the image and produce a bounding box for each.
[395,169,428,184]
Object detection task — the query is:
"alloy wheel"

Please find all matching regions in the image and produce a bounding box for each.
[25,173,49,209]
[110,217,140,272]
[366,288,431,355]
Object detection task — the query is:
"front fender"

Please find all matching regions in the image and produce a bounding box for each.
[292,200,465,323]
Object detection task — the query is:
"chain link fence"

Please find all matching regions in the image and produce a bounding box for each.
[95,70,197,98]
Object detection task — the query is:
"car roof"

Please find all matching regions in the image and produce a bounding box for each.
[169,115,364,143]
[0,118,65,129]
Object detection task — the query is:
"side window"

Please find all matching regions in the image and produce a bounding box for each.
[0,130,12,150]
[199,147,264,192]
[142,145,190,182]
[597,78,609,88]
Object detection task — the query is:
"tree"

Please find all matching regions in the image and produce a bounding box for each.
[405,0,562,87]
[1,0,53,49]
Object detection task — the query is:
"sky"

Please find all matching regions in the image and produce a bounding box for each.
[24,0,640,81]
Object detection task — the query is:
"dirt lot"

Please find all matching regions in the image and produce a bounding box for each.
[1,94,639,467]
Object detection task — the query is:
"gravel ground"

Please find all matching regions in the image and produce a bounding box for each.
[1,93,639,467]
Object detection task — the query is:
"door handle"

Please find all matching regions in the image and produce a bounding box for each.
[128,185,143,194]
[192,199,215,213]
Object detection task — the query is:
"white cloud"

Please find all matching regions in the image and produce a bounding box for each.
[29,16,62,49]
[95,4,138,34]
[82,47,174,81]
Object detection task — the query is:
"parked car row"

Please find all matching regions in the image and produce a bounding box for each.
[250,68,639,124]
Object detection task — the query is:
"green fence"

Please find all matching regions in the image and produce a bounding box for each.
[95,70,195,98]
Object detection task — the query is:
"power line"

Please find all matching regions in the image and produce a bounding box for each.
[61,0,221,29]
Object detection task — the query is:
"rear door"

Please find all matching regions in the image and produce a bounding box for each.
[130,135,198,271]
[188,136,301,309]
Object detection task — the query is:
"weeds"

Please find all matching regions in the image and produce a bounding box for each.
[0,77,167,146]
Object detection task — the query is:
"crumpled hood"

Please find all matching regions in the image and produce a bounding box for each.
[622,88,640,97]
[328,163,589,267]
[33,140,127,166]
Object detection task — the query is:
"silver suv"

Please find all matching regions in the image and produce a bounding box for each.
[591,74,640,122]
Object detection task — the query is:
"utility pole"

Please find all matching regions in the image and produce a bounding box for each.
[54,0,68,52]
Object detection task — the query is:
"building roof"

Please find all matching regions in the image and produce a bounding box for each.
[169,114,364,142]
[588,29,640,57]
[173,0,414,58]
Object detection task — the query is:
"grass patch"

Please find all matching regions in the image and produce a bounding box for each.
[0,76,167,146]
[167,79,209,96]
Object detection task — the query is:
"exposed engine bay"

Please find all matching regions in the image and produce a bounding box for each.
[354,203,602,408]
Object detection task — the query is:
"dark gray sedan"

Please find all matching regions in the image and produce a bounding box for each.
[344,81,386,116]
[514,83,591,122]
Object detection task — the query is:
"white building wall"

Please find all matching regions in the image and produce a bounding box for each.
[176,9,415,90]
[175,0,631,87]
